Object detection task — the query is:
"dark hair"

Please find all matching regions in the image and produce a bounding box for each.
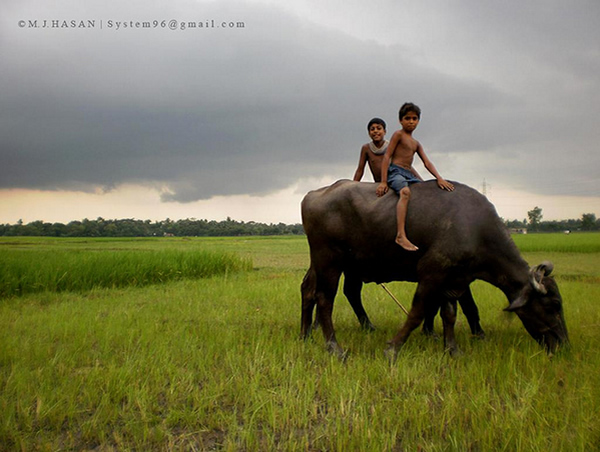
[399,102,421,120]
[367,117,386,131]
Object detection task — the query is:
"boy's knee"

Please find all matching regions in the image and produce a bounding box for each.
[400,186,411,198]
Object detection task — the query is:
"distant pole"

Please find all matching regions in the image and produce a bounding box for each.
[482,178,487,197]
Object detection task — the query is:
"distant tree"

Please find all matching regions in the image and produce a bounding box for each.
[505,218,527,229]
[66,221,85,237]
[527,206,543,232]
[103,223,118,237]
[581,213,597,231]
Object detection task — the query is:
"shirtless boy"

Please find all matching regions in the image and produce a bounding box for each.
[353,118,388,182]
[376,103,454,251]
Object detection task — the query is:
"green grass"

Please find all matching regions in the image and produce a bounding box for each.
[0,234,599,450]
[0,238,252,298]
[512,231,600,253]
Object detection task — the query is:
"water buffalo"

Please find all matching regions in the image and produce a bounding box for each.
[300,179,569,358]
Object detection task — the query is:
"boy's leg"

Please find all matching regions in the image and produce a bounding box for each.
[396,186,418,251]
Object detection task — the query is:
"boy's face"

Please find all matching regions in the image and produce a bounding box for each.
[368,124,386,142]
[400,111,420,132]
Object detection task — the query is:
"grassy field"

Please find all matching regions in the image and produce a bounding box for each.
[0,234,599,450]
[0,238,252,298]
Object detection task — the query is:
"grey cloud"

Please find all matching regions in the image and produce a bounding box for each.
[1,0,599,203]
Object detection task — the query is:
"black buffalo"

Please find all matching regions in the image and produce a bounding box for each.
[300,179,569,358]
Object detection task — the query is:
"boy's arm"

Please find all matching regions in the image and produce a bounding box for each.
[416,144,454,191]
[376,132,398,196]
[353,145,369,181]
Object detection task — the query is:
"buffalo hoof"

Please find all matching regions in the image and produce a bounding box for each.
[301,327,314,341]
[360,321,376,332]
[326,341,347,361]
[422,329,440,340]
[445,345,462,357]
[471,330,486,340]
[384,345,399,363]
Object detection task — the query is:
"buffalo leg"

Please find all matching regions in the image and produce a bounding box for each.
[440,299,459,355]
[301,266,318,339]
[421,302,440,336]
[301,263,345,358]
[343,272,375,331]
[457,289,485,338]
[385,282,434,360]
[422,286,484,338]
[311,273,374,332]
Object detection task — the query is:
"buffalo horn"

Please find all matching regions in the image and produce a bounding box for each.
[530,265,548,295]
[535,261,554,276]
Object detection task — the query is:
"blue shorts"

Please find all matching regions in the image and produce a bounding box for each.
[387,164,421,193]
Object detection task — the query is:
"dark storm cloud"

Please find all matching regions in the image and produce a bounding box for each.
[1,0,599,202]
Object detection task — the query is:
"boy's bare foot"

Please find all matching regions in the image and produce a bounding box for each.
[395,235,419,251]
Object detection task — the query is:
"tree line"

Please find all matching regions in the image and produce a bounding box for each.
[505,208,599,233]
[0,217,304,237]
[1,209,598,237]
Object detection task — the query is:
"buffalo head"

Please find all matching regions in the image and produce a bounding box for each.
[505,262,569,353]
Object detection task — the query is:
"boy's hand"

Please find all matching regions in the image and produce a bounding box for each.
[376,183,388,197]
[437,179,454,191]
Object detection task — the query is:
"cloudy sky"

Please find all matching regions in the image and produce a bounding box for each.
[1,0,599,224]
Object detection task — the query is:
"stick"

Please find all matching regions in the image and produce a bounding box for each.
[380,283,410,316]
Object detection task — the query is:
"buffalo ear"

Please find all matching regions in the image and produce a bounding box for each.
[505,296,527,312]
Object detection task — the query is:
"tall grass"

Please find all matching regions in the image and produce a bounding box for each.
[0,235,599,450]
[0,247,252,298]
[512,231,600,253]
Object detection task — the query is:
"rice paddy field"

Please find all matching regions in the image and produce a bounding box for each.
[0,233,599,451]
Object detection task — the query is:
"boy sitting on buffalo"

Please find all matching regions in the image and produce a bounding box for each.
[353,117,389,183]
[376,102,454,251]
